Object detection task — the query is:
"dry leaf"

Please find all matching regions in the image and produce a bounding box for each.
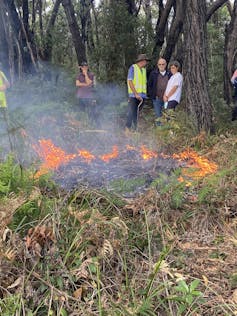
[100,239,113,258]
[7,276,23,289]
[202,275,209,286]
[73,288,83,300]
[232,289,237,304]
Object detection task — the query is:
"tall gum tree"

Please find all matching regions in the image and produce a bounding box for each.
[182,0,227,132]
[62,0,86,64]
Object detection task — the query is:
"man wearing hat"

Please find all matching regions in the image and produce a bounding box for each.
[125,53,150,132]
[0,64,10,108]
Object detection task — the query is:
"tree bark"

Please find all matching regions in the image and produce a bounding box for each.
[2,0,36,74]
[42,0,62,61]
[62,0,86,64]
[206,0,229,22]
[0,3,9,71]
[183,0,213,132]
[163,0,184,62]
[152,0,174,60]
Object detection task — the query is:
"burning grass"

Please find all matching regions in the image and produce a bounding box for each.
[32,138,218,198]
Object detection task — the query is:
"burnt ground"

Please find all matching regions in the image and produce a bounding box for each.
[53,146,183,197]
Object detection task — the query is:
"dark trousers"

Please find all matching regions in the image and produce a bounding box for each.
[126,97,144,130]
[232,88,237,121]
[79,98,99,125]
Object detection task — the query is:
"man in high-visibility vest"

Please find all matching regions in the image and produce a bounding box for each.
[0,67,10,108]
[125,53,150,132]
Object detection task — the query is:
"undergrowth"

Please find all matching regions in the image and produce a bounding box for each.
[0,83,237,315]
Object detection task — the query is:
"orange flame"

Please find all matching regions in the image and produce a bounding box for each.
[174,149,217,178]
[33,139,76,177]
[78,150,95,163]
[140,145,158,160]
[33,139,217,183]
[99,146,119,163]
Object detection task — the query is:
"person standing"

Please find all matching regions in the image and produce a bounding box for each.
[125,53,150,132]
[76,61,97,124]
[148,58,172,126]
[163,61,183,116]
[231,67,237,121]
[0,67,10,108]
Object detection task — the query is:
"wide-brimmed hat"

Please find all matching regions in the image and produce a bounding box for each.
[136,54,151,63]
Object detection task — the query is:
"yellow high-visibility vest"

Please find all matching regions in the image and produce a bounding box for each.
[128,64,147,95]
[0,71,8,107]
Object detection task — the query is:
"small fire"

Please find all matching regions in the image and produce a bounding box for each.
[33,139,217,182]
[33,139,76,177]
[99,146,119,163]
[78,150,95,163]
[140,145,158,160]
[173,149,218,178]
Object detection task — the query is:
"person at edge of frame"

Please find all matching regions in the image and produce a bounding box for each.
[0,65,10,109]
[231,66,237,121]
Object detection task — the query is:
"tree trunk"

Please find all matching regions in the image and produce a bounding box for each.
[206,0,229,21]
[163,0,184,62]
[223,0,237,105]
[2,0,36,74]
[0,4,9,71]
[183,0,213,132]
[152,0,174,60]
[62,0,86,64]
[42,0,62,61]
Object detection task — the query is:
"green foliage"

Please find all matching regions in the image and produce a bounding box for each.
[0,294,21,316]
[9,199,48,234]
[151,171,186,209]
[197,167,235,204]
[207,6,230,104]
[169,279,204,315]
[91,0,153,83]
[109,177,146,194]
[0,155,33,195]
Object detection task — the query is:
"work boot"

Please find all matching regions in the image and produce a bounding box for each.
[155,118,162,126]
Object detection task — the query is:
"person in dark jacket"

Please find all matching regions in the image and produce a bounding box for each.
[148,58,172,126]
[231,68,237,121]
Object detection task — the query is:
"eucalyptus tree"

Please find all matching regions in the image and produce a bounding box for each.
[61,0,86,63]
[1,0,38,76]
[42,0,62,61]
[183,0,214,132]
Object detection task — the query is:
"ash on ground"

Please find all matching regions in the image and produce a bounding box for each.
[53,151,183,197]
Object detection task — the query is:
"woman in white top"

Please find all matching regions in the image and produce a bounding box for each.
[163,60,183,110]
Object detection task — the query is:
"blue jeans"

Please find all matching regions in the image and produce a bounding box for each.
[152,98,164,118]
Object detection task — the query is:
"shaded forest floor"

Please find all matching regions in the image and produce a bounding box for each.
[0,77,237,315]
